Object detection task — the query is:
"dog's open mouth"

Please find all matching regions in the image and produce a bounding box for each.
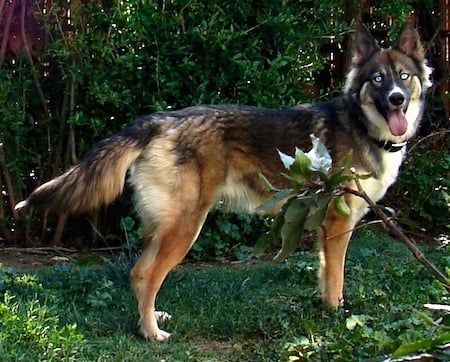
[387,109,407,136]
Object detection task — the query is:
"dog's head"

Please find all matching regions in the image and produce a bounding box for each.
[344,24,432,142]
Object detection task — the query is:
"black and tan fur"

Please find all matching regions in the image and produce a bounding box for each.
[16,24,432,341]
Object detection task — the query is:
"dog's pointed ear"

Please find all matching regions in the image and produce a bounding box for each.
[393,23,425,61]
[350,24,380,65]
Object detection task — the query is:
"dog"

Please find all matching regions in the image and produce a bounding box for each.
[16,24,432,341]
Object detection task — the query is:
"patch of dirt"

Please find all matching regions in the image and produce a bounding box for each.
[0,247,119,271]
[0,245,274,272]
[192,336,248,355]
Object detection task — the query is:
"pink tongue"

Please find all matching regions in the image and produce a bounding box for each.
[388,109,407,136]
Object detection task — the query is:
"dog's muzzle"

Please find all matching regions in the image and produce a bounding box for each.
[386,90,409,136]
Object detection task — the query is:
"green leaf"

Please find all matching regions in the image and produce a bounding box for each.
[327,169,352,188]
[255,188,293,213]
[281,174,308,188]
[333,195,351,217]
[259,173,281,192]
[391,332,450,358]
[291,147,312,177]
[442,190,450,204]
[345,314,371,330]
[274,198,309,261]
[339,150,353,168]
[271,202,290,236]
[254,202,288,256]
[304,193,332,230]
[253,232,277,256]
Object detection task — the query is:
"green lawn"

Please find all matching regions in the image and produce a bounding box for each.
[1,227,449,361]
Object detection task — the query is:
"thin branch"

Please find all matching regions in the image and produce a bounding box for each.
[1,246,76,254]
[0,144,18,220]
[341,177,450,293]
[20,0,50,118]
[325,219,384,241]
[0,0,16,68]
[1,246,123,255]
[1,246,76,263]
[0,172,14,242]
[0,0,5,20]
[408,130,450,154]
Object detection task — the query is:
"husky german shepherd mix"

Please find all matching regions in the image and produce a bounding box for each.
[17,24,431,341]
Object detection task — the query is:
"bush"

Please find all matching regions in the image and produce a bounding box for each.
[189,210,269,261]
[394,146,450,230]
[0,288,85,359]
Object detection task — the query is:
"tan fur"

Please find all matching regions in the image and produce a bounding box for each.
[319,210,353,307]
[16,24,431,342]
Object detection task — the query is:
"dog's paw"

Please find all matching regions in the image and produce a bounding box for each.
[154,329,171,342]
[155,311,172,322]
[138,311,173,342]
[141,326,171,342]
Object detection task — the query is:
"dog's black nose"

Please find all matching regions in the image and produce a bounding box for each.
[389,92,405,106]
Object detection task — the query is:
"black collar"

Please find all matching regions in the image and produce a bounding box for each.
[372,139,407,152]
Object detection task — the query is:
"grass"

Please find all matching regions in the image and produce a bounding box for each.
[0,226,449,361]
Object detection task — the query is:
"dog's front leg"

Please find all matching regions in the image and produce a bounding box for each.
[318,210,355,308]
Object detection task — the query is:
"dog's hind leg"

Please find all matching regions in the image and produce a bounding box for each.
[127,135,224,341]
[130,209,208,341]
[318,210,355,308]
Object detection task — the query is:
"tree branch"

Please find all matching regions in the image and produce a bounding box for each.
[0,144,18,220]
[341,177,450,293]
[20,0,50,118]
[0,0,16,68]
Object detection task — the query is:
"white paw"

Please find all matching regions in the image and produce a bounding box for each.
[155,311,172,322]
[141,326,172,342]
[154,329,171,342]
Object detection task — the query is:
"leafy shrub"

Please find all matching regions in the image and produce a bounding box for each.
[394,146,450,229]
[189,210,268,261]
[0,290,85,360]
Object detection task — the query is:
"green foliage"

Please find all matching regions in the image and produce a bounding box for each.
[281,234,450,362]
[377,0,413,31]
[0,285,84,360]
[391,307,450,359]
[255,135,355,261]
[394,147,450,229]
[190,210,268,261]
[119,211,266,262]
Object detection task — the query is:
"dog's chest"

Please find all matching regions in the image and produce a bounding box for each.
[358,150,404,203]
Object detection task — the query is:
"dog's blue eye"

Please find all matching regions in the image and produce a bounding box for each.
[373,75,383,83]
[400,72,410,80]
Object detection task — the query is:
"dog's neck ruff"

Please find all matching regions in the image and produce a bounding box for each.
[372,139,407,152]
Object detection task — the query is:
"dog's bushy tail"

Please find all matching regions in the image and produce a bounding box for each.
[16,118,159,215]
